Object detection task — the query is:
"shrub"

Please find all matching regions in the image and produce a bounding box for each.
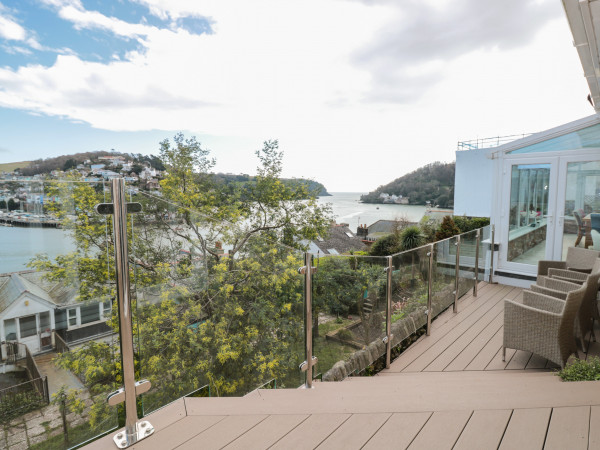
[453,216,491,233]
[369,233,401,256]
[435,216,460,241]
[336,328,354,341]
[400,226,425,251]
[557,357,600,381]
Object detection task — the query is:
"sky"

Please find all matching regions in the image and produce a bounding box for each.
[0,0,595,192]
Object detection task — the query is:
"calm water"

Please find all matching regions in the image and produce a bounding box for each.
[0,193,433,274]
[318,192,429,230]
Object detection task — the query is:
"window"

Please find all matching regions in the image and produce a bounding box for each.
[101,300,112,319]
[68,308,77,327]
[81,304,100,325]
[19,315,37,338]
[4,319,16,341]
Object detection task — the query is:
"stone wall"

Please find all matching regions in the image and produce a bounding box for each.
[507,224,547,261]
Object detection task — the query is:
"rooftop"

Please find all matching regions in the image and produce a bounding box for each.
[87,281,600,449]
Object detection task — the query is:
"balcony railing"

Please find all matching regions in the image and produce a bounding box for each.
[0,178,495,449]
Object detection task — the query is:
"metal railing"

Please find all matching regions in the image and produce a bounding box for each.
[0,178,496,448]
[457,134,531,151]
[98,176,496,447]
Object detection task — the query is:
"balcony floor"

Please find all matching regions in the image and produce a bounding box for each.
[88,282,600,449]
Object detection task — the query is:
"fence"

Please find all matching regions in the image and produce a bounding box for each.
[0,376,49,421]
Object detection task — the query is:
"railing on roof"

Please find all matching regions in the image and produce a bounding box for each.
[457,134,532,151]
[0,178,497,449]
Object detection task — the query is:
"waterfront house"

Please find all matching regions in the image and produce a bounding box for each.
[0,271,112,354]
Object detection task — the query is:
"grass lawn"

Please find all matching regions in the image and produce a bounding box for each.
[0,161,30,173]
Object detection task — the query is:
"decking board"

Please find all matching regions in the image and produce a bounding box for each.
[498,408,551,450]
[223,414,308,450]
[406,410,472,450]
[399,286,516,372]
[269,413,350,450]
[175,415,267,450]
[453,409,512,450]
[314,413,391,449]
[544,406,590,450]
[362,412,432,449]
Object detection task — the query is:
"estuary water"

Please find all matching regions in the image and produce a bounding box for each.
[0,192,432,274]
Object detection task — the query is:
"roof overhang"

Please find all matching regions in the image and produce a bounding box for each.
[563,0,600,111]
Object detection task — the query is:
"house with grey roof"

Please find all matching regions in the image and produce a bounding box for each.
[308,224,368,256]
[0,271,112,355]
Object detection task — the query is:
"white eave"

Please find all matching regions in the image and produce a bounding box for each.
[564,0,600,111]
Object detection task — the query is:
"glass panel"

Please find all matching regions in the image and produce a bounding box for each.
[508,122,600,154]
[457,230,478,297]
[562,160,600,253]
[4,319,16,341]
[68,308,77,327]
[312,254,388,380]
[0,179,120,447]
[390,247,429,340]
[432,238,457,316]
[80,303,101,324]
[507,164,551,264]
[19,315,37,338]
[132,191,306,416]
[477,225,493,281]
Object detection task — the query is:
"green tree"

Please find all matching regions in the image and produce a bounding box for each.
[32,136,333,431]
[435,216,461,241]
[369,234,401,256]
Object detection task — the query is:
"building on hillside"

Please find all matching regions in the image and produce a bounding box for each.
[0,271,112,354]
[307,224,368,256]
[454,0,600,287]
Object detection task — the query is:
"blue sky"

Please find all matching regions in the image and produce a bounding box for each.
[0,0,594,191]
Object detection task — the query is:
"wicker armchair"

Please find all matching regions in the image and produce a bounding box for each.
[503,285,586,368]
[531,265,600,352]
[537,247,599,281]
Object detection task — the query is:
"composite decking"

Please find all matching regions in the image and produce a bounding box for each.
[88,282,600,449]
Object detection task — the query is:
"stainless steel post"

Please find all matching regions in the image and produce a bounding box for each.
[454,235,460,313]
[426,244,434,336]
[385,256,392,369]
[112,179,140,444]
[489,225,495,284]
[303,252,316,389]
[473,229,480,297]
[102,179,153,449]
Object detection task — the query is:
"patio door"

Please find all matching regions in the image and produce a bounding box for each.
[499,157,559,274]
[554,155,600,257]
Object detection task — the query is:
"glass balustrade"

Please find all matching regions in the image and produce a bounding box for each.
[311,254,388,380]
[390,246,430,341]
[1,177,492,448]
[0,179,120,449]
[457,229,478,298]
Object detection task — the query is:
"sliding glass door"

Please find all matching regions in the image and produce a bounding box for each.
[501,159,557,272]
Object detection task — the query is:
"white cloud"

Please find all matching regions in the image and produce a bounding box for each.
[0,14,26,41]
[0,0,594,191]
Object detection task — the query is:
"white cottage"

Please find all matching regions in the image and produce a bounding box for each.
[0,271,112,354]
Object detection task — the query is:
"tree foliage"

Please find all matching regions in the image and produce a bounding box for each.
[360,162,455,206]
[30,135,334,430]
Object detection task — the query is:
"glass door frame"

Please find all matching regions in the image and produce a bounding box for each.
[498,155,559,275]
[553,151,600,258]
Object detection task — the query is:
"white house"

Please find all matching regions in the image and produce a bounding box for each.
[0,271,112,353]
[454,0,600,286]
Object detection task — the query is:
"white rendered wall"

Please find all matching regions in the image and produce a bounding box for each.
[454,150,494,217]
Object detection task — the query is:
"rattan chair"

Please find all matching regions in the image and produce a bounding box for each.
[503,284,586,368]
[530,261,600,352]
[573,210,587,247]
[537,247,600,281]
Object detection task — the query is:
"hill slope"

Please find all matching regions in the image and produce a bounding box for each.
[360,162,454,207]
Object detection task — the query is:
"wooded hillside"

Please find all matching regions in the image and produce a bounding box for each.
[360,162,454,207]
